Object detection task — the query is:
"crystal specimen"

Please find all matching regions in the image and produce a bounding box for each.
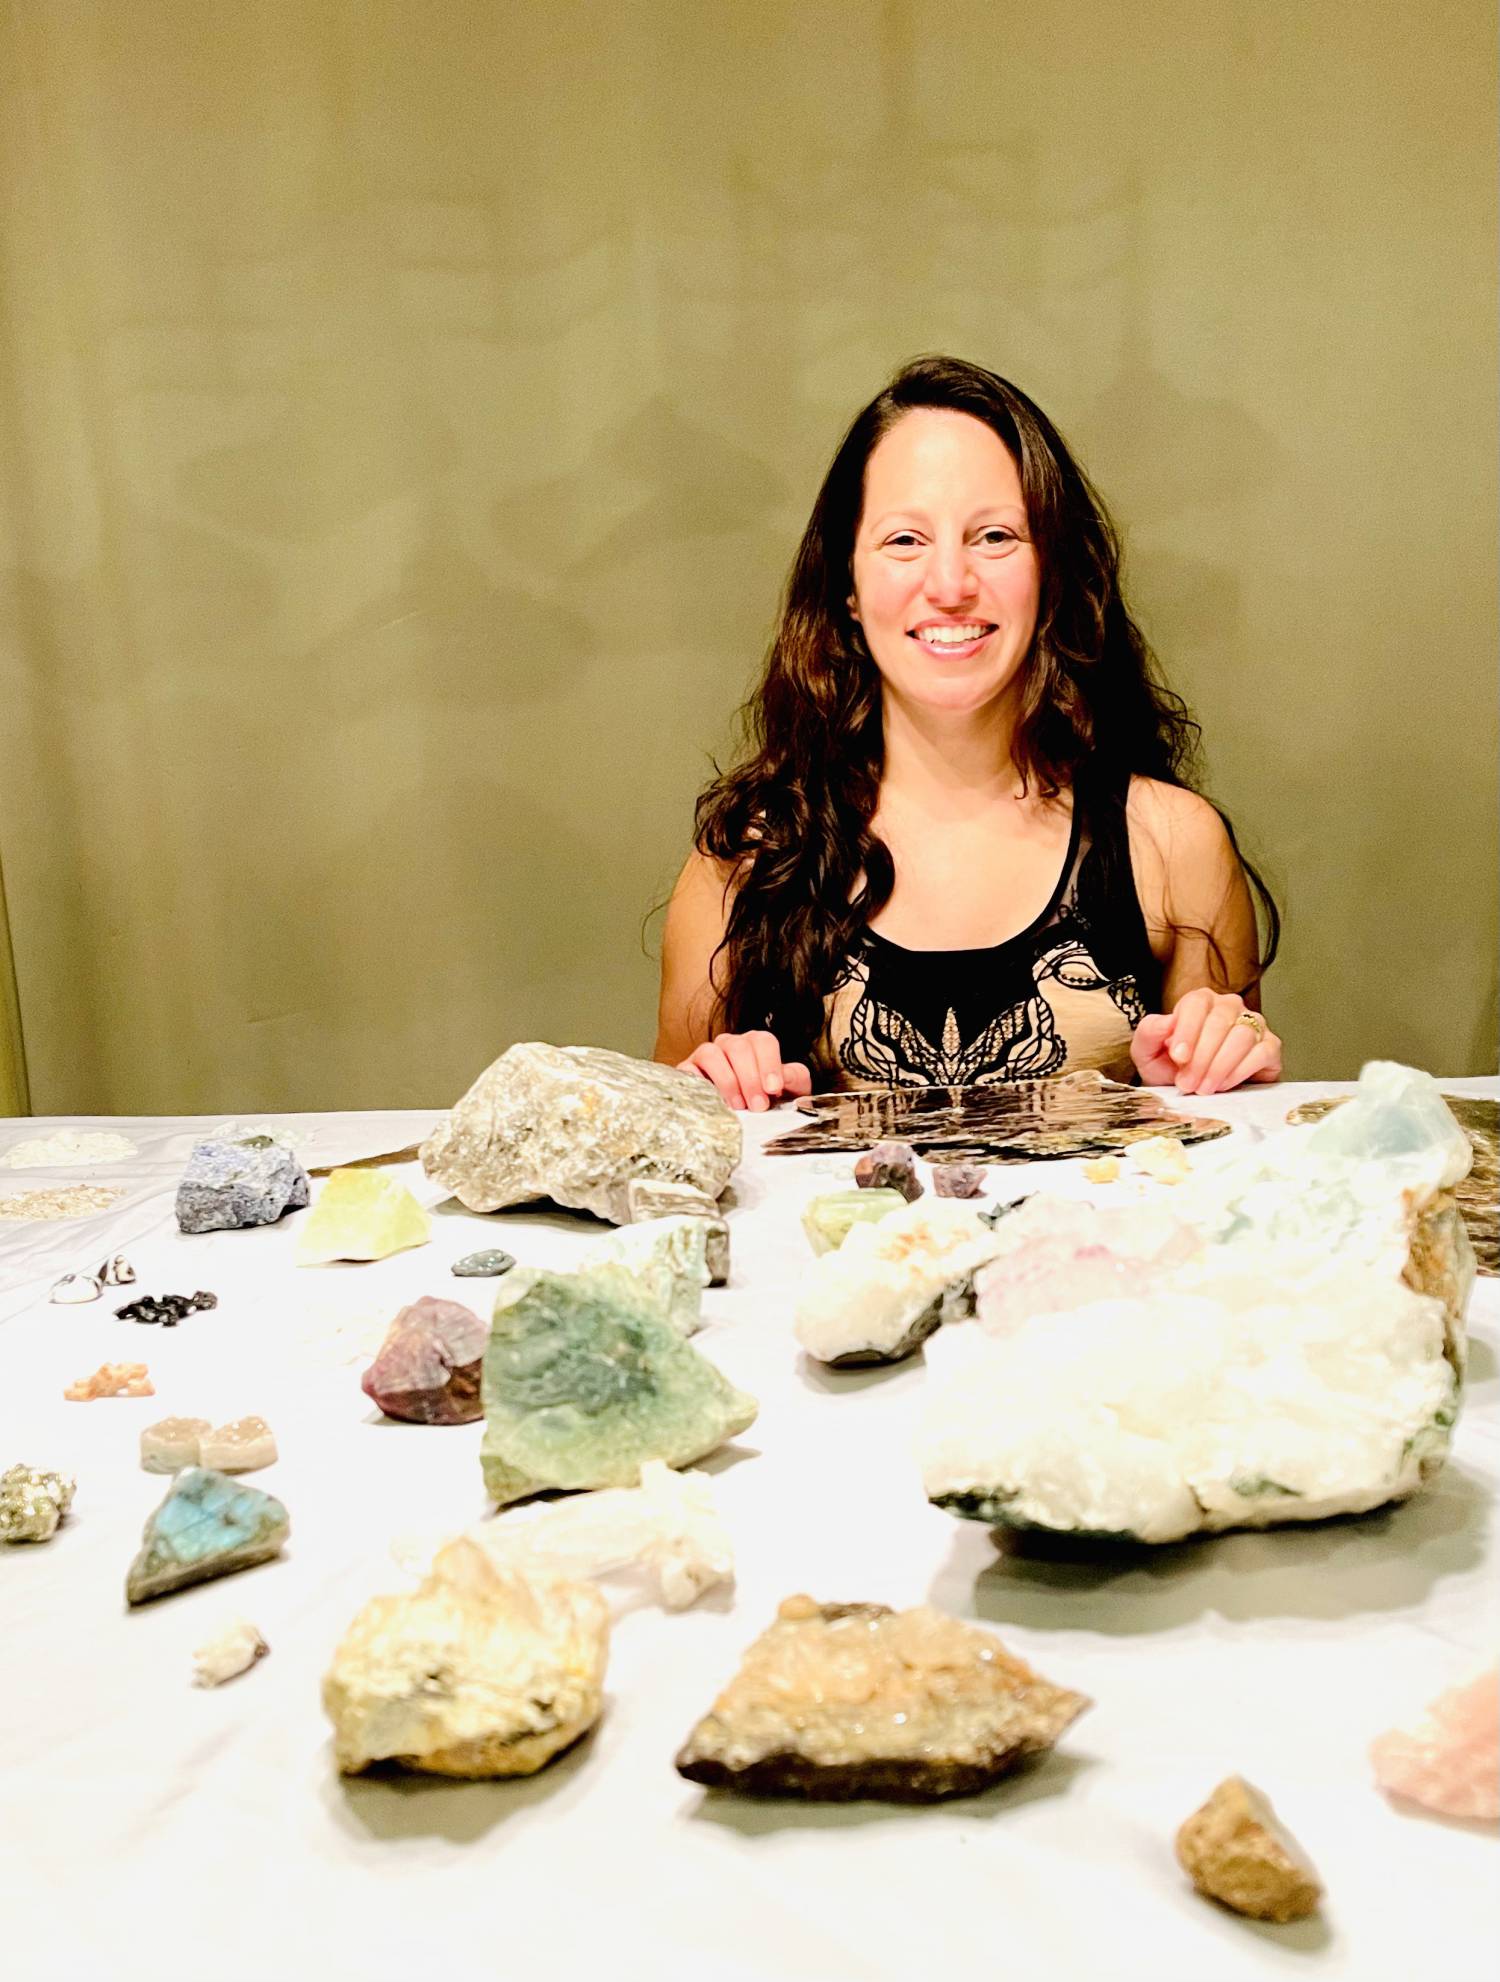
[462,1461,732,1611]
[1127,1134,1191,1185]
[421,1042,741,1224]
[296,1168,430,1264]
[50,1273,101,1304]
[198,1416,278,1472]
[480,1264,757,1505]
[0,1183,125,1220]
[0,1464,76,1543]
[854,1139,923,1202]
[322,1539,609,1777]
[625,1178,731,1285]
[64,1362,153,1400]
[1371,1666,1499,1820]
[126,1468,289,1605]
[452,1248,516,1278]
[794,1197,1008,1364]
[932,1163,986,1198]
[595,1214,714,1336]
[1176,1777,1323,1922]
[192,1619,269,1687]
[765,1067,1228,1162]
[175,1136,310,1234]
[801,1188,906,1256]
[919,1062,1474,1542]
[362,1297,487,1424]
[675,1595,1089,1800]
[140,1417,214,1473]
[98,1254,136,1285]
[1,1128,136,1167]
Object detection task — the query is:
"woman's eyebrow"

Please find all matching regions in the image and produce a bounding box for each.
[866,503,1028,529]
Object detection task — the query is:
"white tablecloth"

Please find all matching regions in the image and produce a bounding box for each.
[1,1083,1495,1982]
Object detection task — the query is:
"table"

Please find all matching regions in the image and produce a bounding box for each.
[1,1081,1496,1982]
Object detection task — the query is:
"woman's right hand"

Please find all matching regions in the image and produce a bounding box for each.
[677,1031,814,1112]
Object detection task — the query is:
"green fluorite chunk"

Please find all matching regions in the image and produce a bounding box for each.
[480,1264,758,1505]
[126,1467,289,1604]
[297,1168,430,1263]
[802,1188,907,1256]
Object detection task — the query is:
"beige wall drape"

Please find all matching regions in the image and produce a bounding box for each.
[0,1,1494,1114]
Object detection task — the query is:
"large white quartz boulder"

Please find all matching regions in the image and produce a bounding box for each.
[794,1197,1010,1365]
[919,1062,1473,1541]
[421,1042,741,1224]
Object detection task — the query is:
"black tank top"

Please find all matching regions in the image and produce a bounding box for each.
[815,784,1162,1087]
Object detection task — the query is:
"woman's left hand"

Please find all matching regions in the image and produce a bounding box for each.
[1131,988,1283,1095]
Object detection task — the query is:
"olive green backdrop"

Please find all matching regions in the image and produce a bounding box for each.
[0,0,1494,1115]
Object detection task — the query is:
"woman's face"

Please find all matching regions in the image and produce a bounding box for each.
[849,408,1040,720]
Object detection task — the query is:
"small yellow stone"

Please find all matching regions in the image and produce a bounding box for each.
[297,1169,430,1264]
[1082,1156,1121,1184]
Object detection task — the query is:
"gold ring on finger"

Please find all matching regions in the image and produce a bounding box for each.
[1234,1010,1267,1042]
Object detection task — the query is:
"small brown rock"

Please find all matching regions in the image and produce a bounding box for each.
[932,1163,986,1198]
[854,1141,922,1203]
[1176,1775,1323,1922]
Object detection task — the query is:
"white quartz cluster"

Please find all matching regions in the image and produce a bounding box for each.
[918,1063,1474,1542]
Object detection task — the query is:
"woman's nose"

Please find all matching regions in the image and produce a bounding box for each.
[924,540,979,607]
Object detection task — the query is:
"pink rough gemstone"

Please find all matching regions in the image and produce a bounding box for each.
[1370,1666,1499,1821]
[361,1296,488,1425]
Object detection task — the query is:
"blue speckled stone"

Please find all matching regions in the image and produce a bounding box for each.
[125,1467,289,1605]
[176,1138,310,1234]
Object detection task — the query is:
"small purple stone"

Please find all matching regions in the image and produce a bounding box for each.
[932,1163,987,1199]
[853,1140,923,1203]
[361,1296,488,1425]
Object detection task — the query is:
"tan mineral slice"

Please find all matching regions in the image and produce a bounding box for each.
[199,1416,277,1473]
[675,1595,1089,1800]
[1176,1776,1323,1922]
[64,1362,154,1400]
[141,1417,213,1473]
[322,1539,609,1778]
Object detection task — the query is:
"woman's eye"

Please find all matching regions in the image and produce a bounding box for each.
[979,529,1017,548]
[885,533,921,548]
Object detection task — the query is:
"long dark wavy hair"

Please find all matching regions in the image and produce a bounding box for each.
[694,355,1280,1059]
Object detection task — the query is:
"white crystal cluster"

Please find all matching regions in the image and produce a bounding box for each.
[918,1064,1474,1542]
[794,1197,1009,1364]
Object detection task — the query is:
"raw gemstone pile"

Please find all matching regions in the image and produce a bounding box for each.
[421,1042,740,1224]
[919,1062,1474,1542]
[854,1140,923,1202]
[675,1595,1089,1800]
[296,1168,430,1264]
[0,1464,76,1543]
[801,1188,906,1257]
[480,1264,757,1505]
[1176,1777,1323,1922]
[116,1290,217,1327]
[323,1539,609,1777]
[595,1214,715,1337]
[175,1136,310,1234]
[795,1197,1008,1364]
[64,1362,153,1400]
[125,1468,289,1604]
[362,1296,488,1424]
[1370,1666,1499,1820]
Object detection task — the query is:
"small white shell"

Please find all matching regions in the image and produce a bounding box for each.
[50,1273,102,1305]
[98,1254,137,1286]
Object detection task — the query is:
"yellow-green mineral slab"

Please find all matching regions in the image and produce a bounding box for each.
[297,1168,430,1264]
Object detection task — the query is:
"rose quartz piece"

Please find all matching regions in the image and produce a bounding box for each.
[1371,1666,1499,1820]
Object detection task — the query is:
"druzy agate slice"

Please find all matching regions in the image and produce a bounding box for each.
[422,1042,740,1224]
[362,1296,488,1424]
[480,1264,758,1505]
[176,1136,310,1234]
[1176,1777,1323,1922]
[918,1062,1475,1543]
[296,1168,430,1264]
[675,1595,1089,1801]
[140,1416,276,1474]
[125,1468,289,1605]
[323,1539,608,1778]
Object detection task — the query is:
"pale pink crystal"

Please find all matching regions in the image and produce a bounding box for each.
[1371,1666,1499,1821]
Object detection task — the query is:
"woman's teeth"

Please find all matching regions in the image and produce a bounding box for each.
[913,624,992,648]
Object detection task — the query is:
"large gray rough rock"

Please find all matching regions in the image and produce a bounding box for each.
[421,1043,741,1225]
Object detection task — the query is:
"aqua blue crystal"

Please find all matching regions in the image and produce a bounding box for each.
[125,1467,289,1605]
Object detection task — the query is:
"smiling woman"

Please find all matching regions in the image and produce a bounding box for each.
[654,355,1282,1111]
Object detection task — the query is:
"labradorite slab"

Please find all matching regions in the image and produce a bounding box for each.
[480,1264,758,1504]
[125,1467,289,1605]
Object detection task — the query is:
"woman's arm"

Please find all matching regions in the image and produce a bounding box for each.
[1126,778,1283,1094]
[653,851,813,1110]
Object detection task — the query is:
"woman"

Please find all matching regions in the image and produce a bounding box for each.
[655,356,1282,1112]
